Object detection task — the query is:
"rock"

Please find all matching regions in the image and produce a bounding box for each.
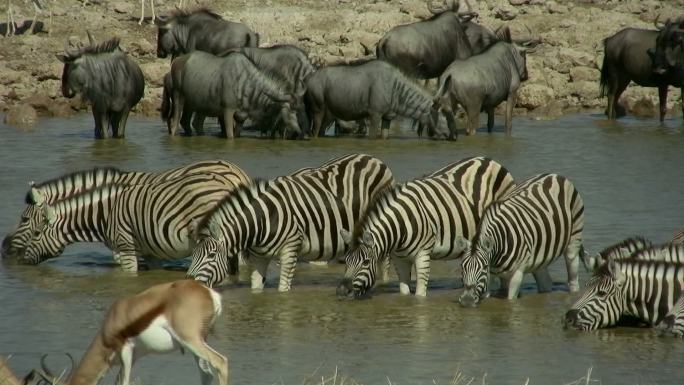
[398,2,432,20]
[529,0,545,4]
[531,99,567,120]
[630,97,657,117]
[128,39,155,56]
[517,84,555,109]
[347,31,380,55]
[569,66,600,82]
[494,7,517,21]
[0,67,27,85]
[339,44,363,58]
[48,101,74,118]
[140,62,167,87]
[24,94,53,114]
[4,103,38,126]
[569,80,600,102]
[509,0,529,5]
[547,2,569,14]
[111,2,134,14]
[558,47,595,68]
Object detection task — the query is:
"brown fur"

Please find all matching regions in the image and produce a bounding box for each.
[0,359,22,385]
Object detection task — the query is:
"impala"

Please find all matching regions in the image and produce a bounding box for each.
[37,280,228,385]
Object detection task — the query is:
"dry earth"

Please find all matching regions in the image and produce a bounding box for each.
[1,0,683,126]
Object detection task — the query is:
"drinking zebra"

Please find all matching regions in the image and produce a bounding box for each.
[21,172,247,272]
[582,236,653,272]
[564,256,684,331]
[187,154,394,289]
[1,160,249,261]
[658,295,684,336]
[336,157,516,299]
[457,173,585,306]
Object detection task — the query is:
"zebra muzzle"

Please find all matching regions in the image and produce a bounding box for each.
[563,309,580,329]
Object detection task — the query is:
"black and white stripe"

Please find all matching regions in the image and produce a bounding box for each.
[337,157,515,299]
[458,173,585,306]
[583,236,653,272]
[21,172,247,271]
[565,257,684,330]
[658,295,684,336]
[1,160,249,260]
[187,154,394,289]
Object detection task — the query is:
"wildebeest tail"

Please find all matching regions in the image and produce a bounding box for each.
[161,73,172,122]
[434,74,452,102]
[599,38,610,98]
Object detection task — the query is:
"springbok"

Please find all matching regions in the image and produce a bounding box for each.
[0,357,50,385]
[36,280,229,385]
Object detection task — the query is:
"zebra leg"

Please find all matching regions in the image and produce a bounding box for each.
[248,257,269,290]
[277,250,300,292]
[380,256,391,284]
[505,269,525,300]
[564,238,583,292]
[414,254,431,297]
[117,251,140,272]
[533,267,553,293]
[393,257,412,295]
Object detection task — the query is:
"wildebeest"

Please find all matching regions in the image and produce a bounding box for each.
[156,8,259,59]
[304,59,453,140]
[376,0,473,79]
[56,37,144,139]
[434,41,530,135]
[600,19,684,121]
[649,17,684,119]
[168,51,302,139]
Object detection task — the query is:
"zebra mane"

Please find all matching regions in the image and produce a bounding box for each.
[196,179,270,235]
[62,37,121,61]
[349,181,399,241]
[597,236,652,259]
[25,167,125,204]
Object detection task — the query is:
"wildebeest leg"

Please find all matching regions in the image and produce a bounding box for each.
[658,85,668,122]
[486,106,495,133]
[681,88,684,121]
[608,77,629,120]
[92,108,107,139]
[222,109,236,139]
[169,91,183,136]
[192,114,205,135]
[180,110,193,135]
[369,114,382,139]
[118,109,130,138]
[380,118,391,139]
[312,110,325,137]
[465,104,480,136]
[505,94,516,135]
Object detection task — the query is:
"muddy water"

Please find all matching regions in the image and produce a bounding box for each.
[1,114,683,385]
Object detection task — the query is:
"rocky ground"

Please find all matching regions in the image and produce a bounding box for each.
[1,0,683,126]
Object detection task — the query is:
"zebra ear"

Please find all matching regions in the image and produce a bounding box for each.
[208,220,221,238]
[606,258,625,285]
[30,186,46,205]
[454,236,471,251]
[340,229,353,245]
[361,231,374,247]
[43,205,57,225]
[187,219,199,241]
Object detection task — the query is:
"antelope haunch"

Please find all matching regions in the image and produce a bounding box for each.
[39,280,228,385]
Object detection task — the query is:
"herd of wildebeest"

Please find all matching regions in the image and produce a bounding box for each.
[52,0,684,141]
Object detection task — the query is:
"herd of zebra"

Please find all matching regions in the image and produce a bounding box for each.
[2,154,684,337]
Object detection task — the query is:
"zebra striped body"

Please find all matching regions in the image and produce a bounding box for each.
[670,228,684,245]
[583,236,653,272]
[658,295,684,336]
[337,157,515,298]
[565,258,684,330]
[22,172,246,271]
[458,174,584,306]
[187,177,350,289]
[1,160,249,260]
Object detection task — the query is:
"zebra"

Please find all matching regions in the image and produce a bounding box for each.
[457,173,585,307]
[187,154,394,289]
[21,172,247,272]
[564,257,684,331]
[670,228,684,245]
[1,160,250,260]
[657,295,684,337]
[336,157,516,299]
[582,236,653,272]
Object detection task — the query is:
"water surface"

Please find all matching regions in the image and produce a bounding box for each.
[1,114,683,385]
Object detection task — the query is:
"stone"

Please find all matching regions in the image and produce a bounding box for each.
[569,66,600,82]
[128,38,155,56]
[509,0,528,5]
[569,80,600,101]
[495,7,518,21]
[547,2,569,14]
[558,47,595,68]
[531,99,567,120]
[140,62,167,87]
[47,101,74,118]
[630,97,657,117]
[4,103,38,126]
[111,2,134,14]
[517,84,555,109]
[0,67,26,85]
[24,94,53,114]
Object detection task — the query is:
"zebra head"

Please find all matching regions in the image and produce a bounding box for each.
[564,259,626,331]
[656,296,684,337]
[337,229,379,299]
[457,236,493,307]
[22,205,66,264]
[187,219,238,287]
[1,184,47,260]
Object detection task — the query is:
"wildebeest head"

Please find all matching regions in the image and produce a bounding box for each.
[55,37,122,99]
[649,16,684,75]
[272,87,305,139]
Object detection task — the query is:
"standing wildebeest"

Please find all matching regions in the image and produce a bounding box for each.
[168,51,302,139]
[601,20,684,121]
[56,38,144,139]
[434,41,530,135]
[156,8,259,59]
[376,0,473,80]
[305,59,452,139]
[649,17,684,118]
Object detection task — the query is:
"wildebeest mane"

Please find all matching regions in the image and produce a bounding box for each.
[167,7,223,23]
[63,37,121,60]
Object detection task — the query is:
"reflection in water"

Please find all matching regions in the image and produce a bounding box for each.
[1,113,684,385]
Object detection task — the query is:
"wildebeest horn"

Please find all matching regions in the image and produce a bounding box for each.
[40,354,55,379]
